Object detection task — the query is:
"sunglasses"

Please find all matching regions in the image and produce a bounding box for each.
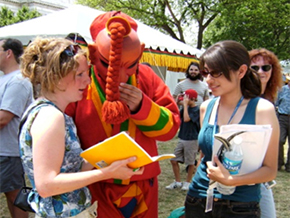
[250,65,272,72]
[60,44,81,64]
[200,69,223,78]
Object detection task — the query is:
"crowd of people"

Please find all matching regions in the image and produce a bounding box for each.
[0,10,289,218]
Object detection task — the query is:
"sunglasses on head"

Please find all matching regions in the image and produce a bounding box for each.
[200,69,223,78]
[60,44,81,64]
[250,65,272,72]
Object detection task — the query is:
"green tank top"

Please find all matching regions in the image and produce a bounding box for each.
[188,97,261,202]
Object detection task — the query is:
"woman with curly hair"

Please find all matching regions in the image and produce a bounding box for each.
[249,48,283,103]
[19,37,143,217]
[249,48,283,218]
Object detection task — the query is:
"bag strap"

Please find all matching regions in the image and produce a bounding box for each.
[19,102,45,187]
[19,100,61,137]
[19,100,61,187]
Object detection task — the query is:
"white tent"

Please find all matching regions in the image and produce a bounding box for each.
[0,5,202,91]
[0,5,202,57]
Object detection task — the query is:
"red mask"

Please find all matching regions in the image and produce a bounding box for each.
[89,12,144,124]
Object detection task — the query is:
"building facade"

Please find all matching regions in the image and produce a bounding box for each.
[0,0,75,15]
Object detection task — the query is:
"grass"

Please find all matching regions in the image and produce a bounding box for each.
[1,136,289,218]
[157,137,188,218]
[157,136,290,218]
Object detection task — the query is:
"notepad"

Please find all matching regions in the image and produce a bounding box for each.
[212,124,272,175]
[80,131,175,169]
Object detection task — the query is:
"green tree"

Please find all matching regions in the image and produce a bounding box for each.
[203,0,290,60]
[77,0,223,49]
[76,0,289,59]
[0,6,15,26]
[0,6,41,27]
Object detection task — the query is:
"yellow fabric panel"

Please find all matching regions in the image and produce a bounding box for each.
[87,84,112,137]
[132,102,160,126]
[140,50,199,72]
[140,107,174,137]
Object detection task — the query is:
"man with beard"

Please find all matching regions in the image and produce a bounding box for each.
[173,62,209,107]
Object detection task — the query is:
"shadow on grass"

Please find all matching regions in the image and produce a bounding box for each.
[1,137,289,218]
[157,137,290,218]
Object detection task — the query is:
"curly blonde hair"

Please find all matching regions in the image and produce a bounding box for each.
[21,37,85,98]
[249,48,283,103]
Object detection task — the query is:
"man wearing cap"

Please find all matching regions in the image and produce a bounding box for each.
[65,11,180,218]
[166,89,200,191]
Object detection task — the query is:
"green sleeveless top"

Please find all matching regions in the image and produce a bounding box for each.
[188,97,261,202]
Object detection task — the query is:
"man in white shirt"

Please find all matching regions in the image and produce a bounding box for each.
[173,62,209,107]
[0,38,33,218]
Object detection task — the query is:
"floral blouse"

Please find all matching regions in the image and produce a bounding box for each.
[19,99,91,217]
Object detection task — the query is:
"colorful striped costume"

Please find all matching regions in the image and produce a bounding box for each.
[66,63,180,217]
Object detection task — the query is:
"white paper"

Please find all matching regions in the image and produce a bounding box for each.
[212,124,272,175]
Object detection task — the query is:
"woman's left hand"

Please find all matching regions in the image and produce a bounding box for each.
[206,155,233,186]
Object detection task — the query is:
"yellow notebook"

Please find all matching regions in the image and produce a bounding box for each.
[80,131,175,169]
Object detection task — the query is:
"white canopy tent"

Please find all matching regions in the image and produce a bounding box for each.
[0,5,202,56]
[0,5,203,91]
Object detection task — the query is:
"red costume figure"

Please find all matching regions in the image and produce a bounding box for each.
[66,11,180,218]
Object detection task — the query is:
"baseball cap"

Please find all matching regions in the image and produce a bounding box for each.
[180,89,198,100]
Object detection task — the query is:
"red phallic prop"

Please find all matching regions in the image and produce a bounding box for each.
[102,17,131,124]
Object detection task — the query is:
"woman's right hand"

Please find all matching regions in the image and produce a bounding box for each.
[102,157,144,180]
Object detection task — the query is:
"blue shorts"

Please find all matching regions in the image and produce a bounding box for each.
[0,156,25,193]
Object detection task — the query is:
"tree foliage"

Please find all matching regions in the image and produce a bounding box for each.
[203,0,290,60]
[78,0,289,59]
[77,0,222,49]
[0,6,41,27]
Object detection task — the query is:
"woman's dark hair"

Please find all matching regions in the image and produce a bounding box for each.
[199,40,261,99]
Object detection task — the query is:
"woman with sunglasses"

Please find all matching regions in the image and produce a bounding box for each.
[249,48,283,103]
[19,37,143,218]
[185,40,279,218]
[249,48,283,218]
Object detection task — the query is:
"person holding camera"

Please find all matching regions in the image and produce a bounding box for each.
[166,89,200,191]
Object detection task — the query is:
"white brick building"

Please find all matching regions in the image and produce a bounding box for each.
[0,0,75,15]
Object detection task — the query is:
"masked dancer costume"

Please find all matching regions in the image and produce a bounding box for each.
[66,11,180,218]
